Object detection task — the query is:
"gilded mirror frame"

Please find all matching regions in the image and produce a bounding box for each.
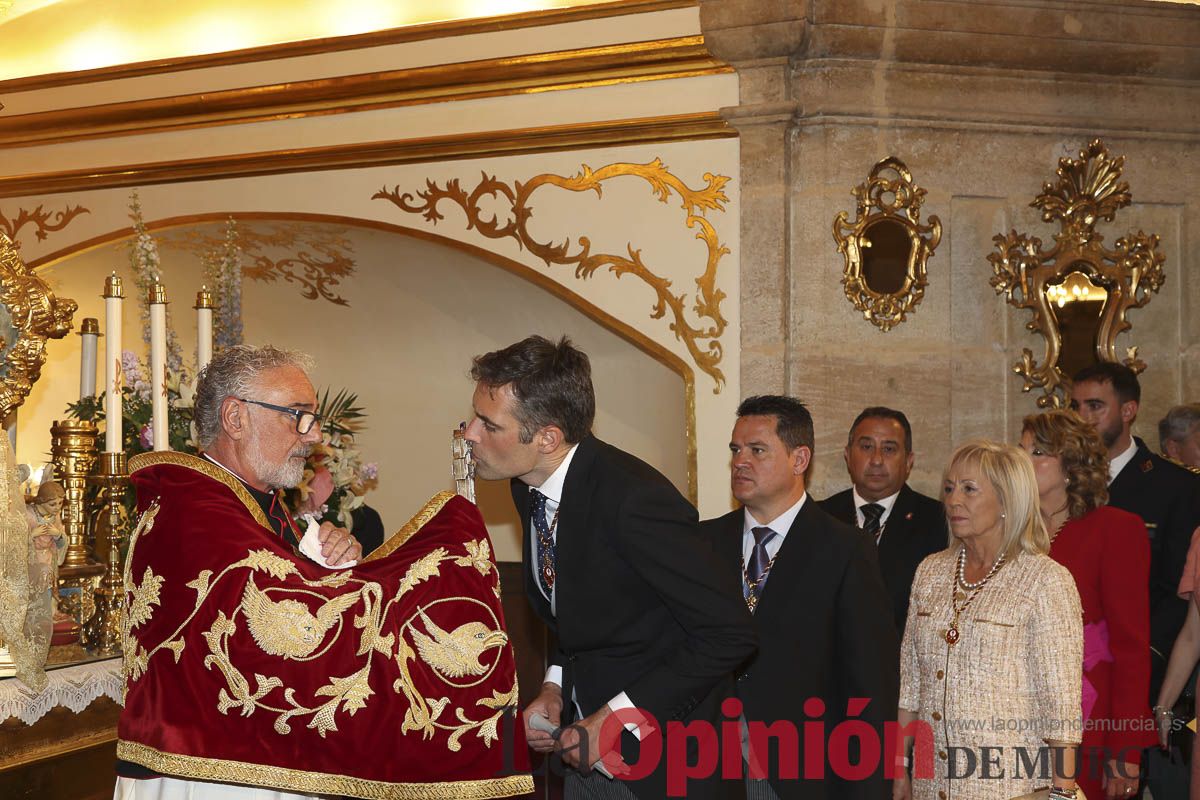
[834,157,942,332]
[988,139,1165,408]
[0,233,77,419]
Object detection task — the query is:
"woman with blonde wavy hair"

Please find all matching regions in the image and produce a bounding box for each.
[894,440,1083,800]
[1021,410,1153,800]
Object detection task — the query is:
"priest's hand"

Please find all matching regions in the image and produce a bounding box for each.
[557,705,630,777]
[318,521,362,566]
[523,683,563,754]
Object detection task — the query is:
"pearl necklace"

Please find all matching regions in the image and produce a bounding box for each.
[946,547,1006,645]
[956,546,1005,591]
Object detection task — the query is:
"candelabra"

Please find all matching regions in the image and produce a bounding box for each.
[82,451,129,654]
[52,419,102,625]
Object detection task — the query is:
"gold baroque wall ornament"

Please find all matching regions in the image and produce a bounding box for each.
[0,232,77,418]
[833,157,942,332]
[0,203,89,246]
[988,139,1166,408]
[373,159,730,391]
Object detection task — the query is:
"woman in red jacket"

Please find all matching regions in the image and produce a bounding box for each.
[1022,409,1155,799]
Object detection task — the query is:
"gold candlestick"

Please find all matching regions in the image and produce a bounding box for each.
[52,419,102,624]
[82,451,129,654]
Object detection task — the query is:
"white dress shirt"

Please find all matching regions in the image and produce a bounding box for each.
[742,492,808,566]
[531,445,641,735]
[852,487,901,543]
[1108,438,1138,484]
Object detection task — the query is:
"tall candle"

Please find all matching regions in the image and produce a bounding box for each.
[149,278,169,451]
[195,286,214,371]
[78,317,99,399]
[102,275,123,452]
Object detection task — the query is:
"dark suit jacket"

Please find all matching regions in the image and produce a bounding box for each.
[820,484,947,638]
[703,500,899,800]
[512,435,755,800]
[1107,437,1200,699]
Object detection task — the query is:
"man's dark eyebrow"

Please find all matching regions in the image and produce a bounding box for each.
[476,412,500,428]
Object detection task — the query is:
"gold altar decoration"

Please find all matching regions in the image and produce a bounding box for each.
[833,157,942,332]
[374,159,731,391]
[160,221,355,306]
[988,139,1166,408]
[51,420,102,625]
[0,232,77,419]
[0,204,90,247]
[81,451,130,654]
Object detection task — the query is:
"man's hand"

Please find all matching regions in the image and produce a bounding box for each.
[556,705,630,777]
[892,772,912,800]
[318,521,362,566]
[522,683,563,754]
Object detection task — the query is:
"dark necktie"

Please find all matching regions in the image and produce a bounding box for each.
[743,526,778,611]
[529,489,557,599]
[861,502,885,544]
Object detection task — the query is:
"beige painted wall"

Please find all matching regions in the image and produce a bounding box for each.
[20,221,688,561]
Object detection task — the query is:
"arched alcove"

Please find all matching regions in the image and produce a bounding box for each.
[22,215,690,560]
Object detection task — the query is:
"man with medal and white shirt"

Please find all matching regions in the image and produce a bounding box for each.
[703,396,897,800]
[1070,362,1200,800]
[820,407,946,638]
[464,335,755,800]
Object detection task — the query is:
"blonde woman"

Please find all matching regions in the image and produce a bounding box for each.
[894,441,1083,800]
[1022,410,1152,800]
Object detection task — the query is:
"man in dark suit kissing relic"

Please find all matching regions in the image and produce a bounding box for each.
[464,335,755,800]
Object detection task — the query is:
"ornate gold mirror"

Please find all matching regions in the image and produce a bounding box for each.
[988,140,1165,408]
[0,232,77,418]
[834,157,942,331]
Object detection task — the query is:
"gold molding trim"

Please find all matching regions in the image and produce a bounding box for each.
[0,0,696,93]
[117,740,535,799]
[30,212,699,502]
[129,451,272,531]
[0,37,728,149]
[0,112,733,200]
[988,139,1166,408]
[0,232,76,418]
[833,157,941,332]
[0,203,90,247]
[363,491,456,563]
[374,159,730,391]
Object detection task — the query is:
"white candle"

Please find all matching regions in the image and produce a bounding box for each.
[149,278,169,451]
[102,275,123,452]
[195,287,214,371]
[78,317,99,399]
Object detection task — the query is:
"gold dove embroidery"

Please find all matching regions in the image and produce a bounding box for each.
[241,577,360,659]
[409,607,508,680]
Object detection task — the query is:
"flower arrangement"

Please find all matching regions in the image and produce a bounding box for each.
[128,191,184,375]
[204,217,244,350]
[285,389,379,531]
[66,350,196,456]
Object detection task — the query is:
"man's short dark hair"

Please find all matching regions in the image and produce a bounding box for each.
[736,395,814,452]
[847,407,913,453]
[471,335,595,444]
[1072,362,1141,405]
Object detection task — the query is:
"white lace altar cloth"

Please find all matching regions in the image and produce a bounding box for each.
[0,656,123,725]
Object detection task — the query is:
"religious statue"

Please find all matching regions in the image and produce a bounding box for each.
[24,479,79,645]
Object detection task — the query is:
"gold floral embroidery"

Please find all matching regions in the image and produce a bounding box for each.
[127,494,516,753]
[127,567,164,629]
[132,500,161,538]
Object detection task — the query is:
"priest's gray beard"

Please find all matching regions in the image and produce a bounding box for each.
[250,442,313,490]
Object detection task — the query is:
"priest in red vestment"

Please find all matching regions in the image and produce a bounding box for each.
[114,345,531,800]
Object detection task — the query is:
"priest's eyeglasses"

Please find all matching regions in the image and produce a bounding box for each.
[238,398,322,435]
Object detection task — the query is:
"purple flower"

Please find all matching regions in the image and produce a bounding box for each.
[139,423,153,450]
[121,350,144,386]
[360,462,379,482]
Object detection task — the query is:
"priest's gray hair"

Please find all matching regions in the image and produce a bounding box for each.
[194,345,315,449]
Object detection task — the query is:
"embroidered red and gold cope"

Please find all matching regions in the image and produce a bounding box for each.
[118,452,532,799]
